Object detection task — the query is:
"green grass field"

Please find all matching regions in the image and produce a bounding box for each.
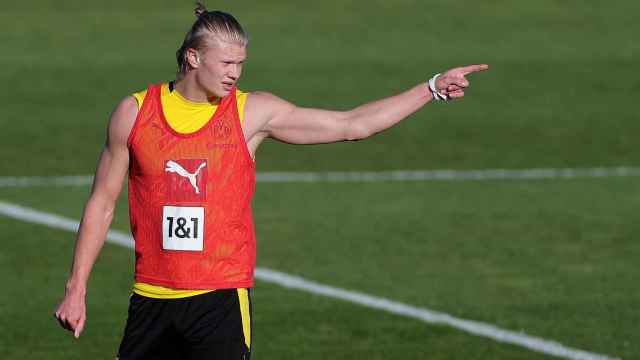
[1,1,638,359]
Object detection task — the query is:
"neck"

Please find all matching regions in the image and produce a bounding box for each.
[174,75,220,104]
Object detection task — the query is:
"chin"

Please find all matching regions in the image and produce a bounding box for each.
[216,86,233,97]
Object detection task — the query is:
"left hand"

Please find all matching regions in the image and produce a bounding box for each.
[436,64,489,99]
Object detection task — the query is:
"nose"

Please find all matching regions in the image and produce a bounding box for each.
[228,64,241,80]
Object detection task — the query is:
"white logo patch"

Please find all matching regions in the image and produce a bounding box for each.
[165,160,207,194]
[162,206,204,251]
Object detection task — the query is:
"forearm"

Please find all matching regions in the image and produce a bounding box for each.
[345,82,432,140]
[65,194,115,292]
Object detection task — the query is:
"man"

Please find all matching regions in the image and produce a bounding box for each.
[54,3,488,359]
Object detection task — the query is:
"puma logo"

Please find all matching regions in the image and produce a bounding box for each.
[165,160,207,194]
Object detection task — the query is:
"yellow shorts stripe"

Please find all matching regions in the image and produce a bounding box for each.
[237,288,251,349]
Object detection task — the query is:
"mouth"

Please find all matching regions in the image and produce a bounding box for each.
[222,82,234,90]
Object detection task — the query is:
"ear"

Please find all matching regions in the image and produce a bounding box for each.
[185,48,200,69]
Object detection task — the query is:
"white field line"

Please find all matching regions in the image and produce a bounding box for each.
[0,175,93,187]
[1,166,640,187]
[0,200,620,360]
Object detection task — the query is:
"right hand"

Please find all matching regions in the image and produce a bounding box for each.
[54,286,87,338]
[435,64,489,99]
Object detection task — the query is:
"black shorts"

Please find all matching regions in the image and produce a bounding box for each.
[117,288,252,360]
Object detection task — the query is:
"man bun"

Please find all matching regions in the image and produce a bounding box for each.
[195,2,207,18]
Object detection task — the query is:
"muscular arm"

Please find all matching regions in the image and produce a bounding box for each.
[54,96,137,338]
[244,64,488,146]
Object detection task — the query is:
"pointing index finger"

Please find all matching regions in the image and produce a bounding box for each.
[460,64,489,75]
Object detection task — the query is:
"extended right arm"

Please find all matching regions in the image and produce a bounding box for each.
[244,64,488,146]
[54,96,137,338]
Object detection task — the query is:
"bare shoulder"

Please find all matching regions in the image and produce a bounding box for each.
[107,96,139,147]
[244,91,295,131]
[246,91,291,105]
[110,96,138,127]
[246,91,295,113]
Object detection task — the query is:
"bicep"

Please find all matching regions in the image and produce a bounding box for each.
[90,145,128,205]
[249,92,350,145]
[268,107,351,144]
[89,97,137,204]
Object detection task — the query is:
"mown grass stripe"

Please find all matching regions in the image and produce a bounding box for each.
[0,200,620,360]
[2,166,640,188]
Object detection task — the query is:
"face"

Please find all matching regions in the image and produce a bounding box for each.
[192,40,247,99]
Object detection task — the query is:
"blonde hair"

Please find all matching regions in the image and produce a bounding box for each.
[176,2,248,79]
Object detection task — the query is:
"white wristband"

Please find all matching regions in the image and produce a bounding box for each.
[428,73,449,101]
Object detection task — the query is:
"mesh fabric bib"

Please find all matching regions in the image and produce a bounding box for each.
[127,84,256,289]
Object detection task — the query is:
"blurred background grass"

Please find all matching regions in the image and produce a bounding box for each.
[2,0,639,174]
